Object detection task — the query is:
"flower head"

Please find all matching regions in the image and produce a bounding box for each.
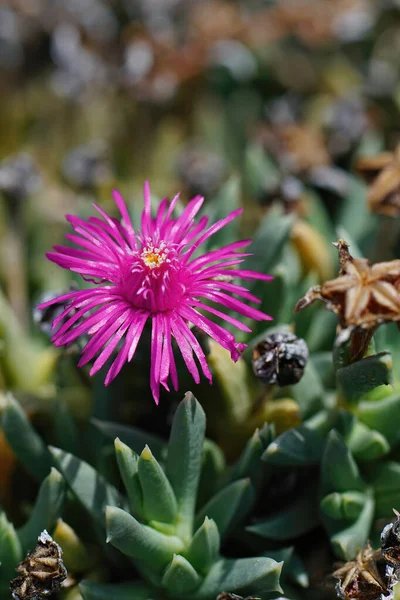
[39,183,272,403]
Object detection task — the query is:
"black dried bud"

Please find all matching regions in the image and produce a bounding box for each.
[10,530,67,600]
[252,332,309,386]
[0,153,41,203]
[381,509,400,569]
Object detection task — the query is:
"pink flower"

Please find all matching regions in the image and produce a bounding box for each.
[39,183,272,403]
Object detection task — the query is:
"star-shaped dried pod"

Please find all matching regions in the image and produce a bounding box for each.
[332,543,388,600]
[356,144,400,216]
[295,240,400,360]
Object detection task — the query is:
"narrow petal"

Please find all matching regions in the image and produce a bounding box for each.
[112,189,137,249]
[150,315,164,404]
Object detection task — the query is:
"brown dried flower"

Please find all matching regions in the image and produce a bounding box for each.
[10,530,67,600]
[333,544,388,600]
[295,240,400,359]
[356,145,400,216]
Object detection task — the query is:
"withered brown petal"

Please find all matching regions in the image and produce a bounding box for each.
[345,285,370,322]
[368,165,400,208]
[322,274,358,293]
[370,260,400,279]
[371,281,400,312]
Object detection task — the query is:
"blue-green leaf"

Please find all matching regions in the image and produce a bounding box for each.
[166,393,206,540]
[50,447,122,528]
[321,431,364,495]
[18,468,65,553]
[337,352,393,403]
[356,394,400,445]
[262,425,324,466]
[161,554,201,594]
[114,438,144,520]
[80,580,155,600]
[186,517,220,574]
[138,445,178,524]
[106,506,184,571]
[195,478,255,538]
[1,393,52,481]
[329,489,375,560]
[0,512,22,583]
[92,418,165,461]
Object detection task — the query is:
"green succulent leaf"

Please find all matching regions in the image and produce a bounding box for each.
[50,447,123,527]
[189,556,283,599]
[337,352,393,403]
[1,393,52,481]
[197,439,225,508]
[329,488,375,560]
[80,580,155,600]
[166,393,206,540]
[0,512,22,584]
[338,412,389,460]
[92,418,165,461]
[321,431,365,495]
[356,393,400,445]
[320,491,365,521]
[18,467,66,553]
[368,462,400,519]
[262,425,324,466]
[186,517,220,574]
[290,359,324,418]
[161,554,201,595]
[106,506,184,571]
[267,547,309,589]
[114,438,144,520]
[195,478,255,538]
[138,445,178,524]
[247,481,319,540]
[231,424,274,487]
[53,398,79,455]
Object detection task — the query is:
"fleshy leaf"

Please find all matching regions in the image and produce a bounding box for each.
[186,517,220,574]
[1,393,52,481]
[247,481,319,540]
[338,413,389,460]
[53,398,79,455]
[231,424,274,488]
[197,439,225,508]
[321,431,365,494]
[262,425,324,466]
[190,556,283,599]
[195,478,255,537]
[18,467,66,553]
[50,447,122,527]
[165,393,205,540]
[106,506,184,571]
[161,554,201,594]
[337,352,393,403]
[138,445,178,524]
[356,394,400,445]
[320,491,366,521]
[0,512,22,583]
[80,580,155,600]
[330,489,375,560]
[114,438,144,520]
[369,462,400,519]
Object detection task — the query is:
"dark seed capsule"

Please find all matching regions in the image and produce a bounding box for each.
[216,593,261,600]
[381,509,400,569]
[252,332,309,386]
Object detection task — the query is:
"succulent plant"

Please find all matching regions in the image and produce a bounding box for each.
[48,393,282,600]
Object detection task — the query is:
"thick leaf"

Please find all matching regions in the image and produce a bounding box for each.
[18,468,66,553]
[106,506,184,571]
[114,438,144,520]
[186,517,220,574]
[337,352,393,403]
[329,489,375,560]
[80,581,154,600]
[190,556,283,599]
[1,393,52,481]
[356,394,400,445]
[50,447,122,528]
[290,360,324,418]
[53,399,79,455]
[197,439,225,509]
[262,425,324,466]
[161,554,201,594]
[231,424,274,488]
[320,491,365,521]
[245,143,280,201]
[266,548,309,588]
[138,445,178,524]
[338,412,389,460]
[321,431,364,495]
[92,418,164,461]
[247,482,319,541]
[0,512,22,583]
[166,393,206,540]
[369,462,400,519]
[195,478,255,538]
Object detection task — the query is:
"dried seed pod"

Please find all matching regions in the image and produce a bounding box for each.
[10,530,67,600]
[332,544,388,600]
[381,509,400,570]
[216,593,261,600]
[252,332,309,386]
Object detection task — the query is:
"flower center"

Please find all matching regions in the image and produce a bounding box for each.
[141,244,168,270]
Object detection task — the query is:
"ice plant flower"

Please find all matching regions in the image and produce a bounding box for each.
[39,183,272,403]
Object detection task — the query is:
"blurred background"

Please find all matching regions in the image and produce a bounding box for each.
[0,0,400,419]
